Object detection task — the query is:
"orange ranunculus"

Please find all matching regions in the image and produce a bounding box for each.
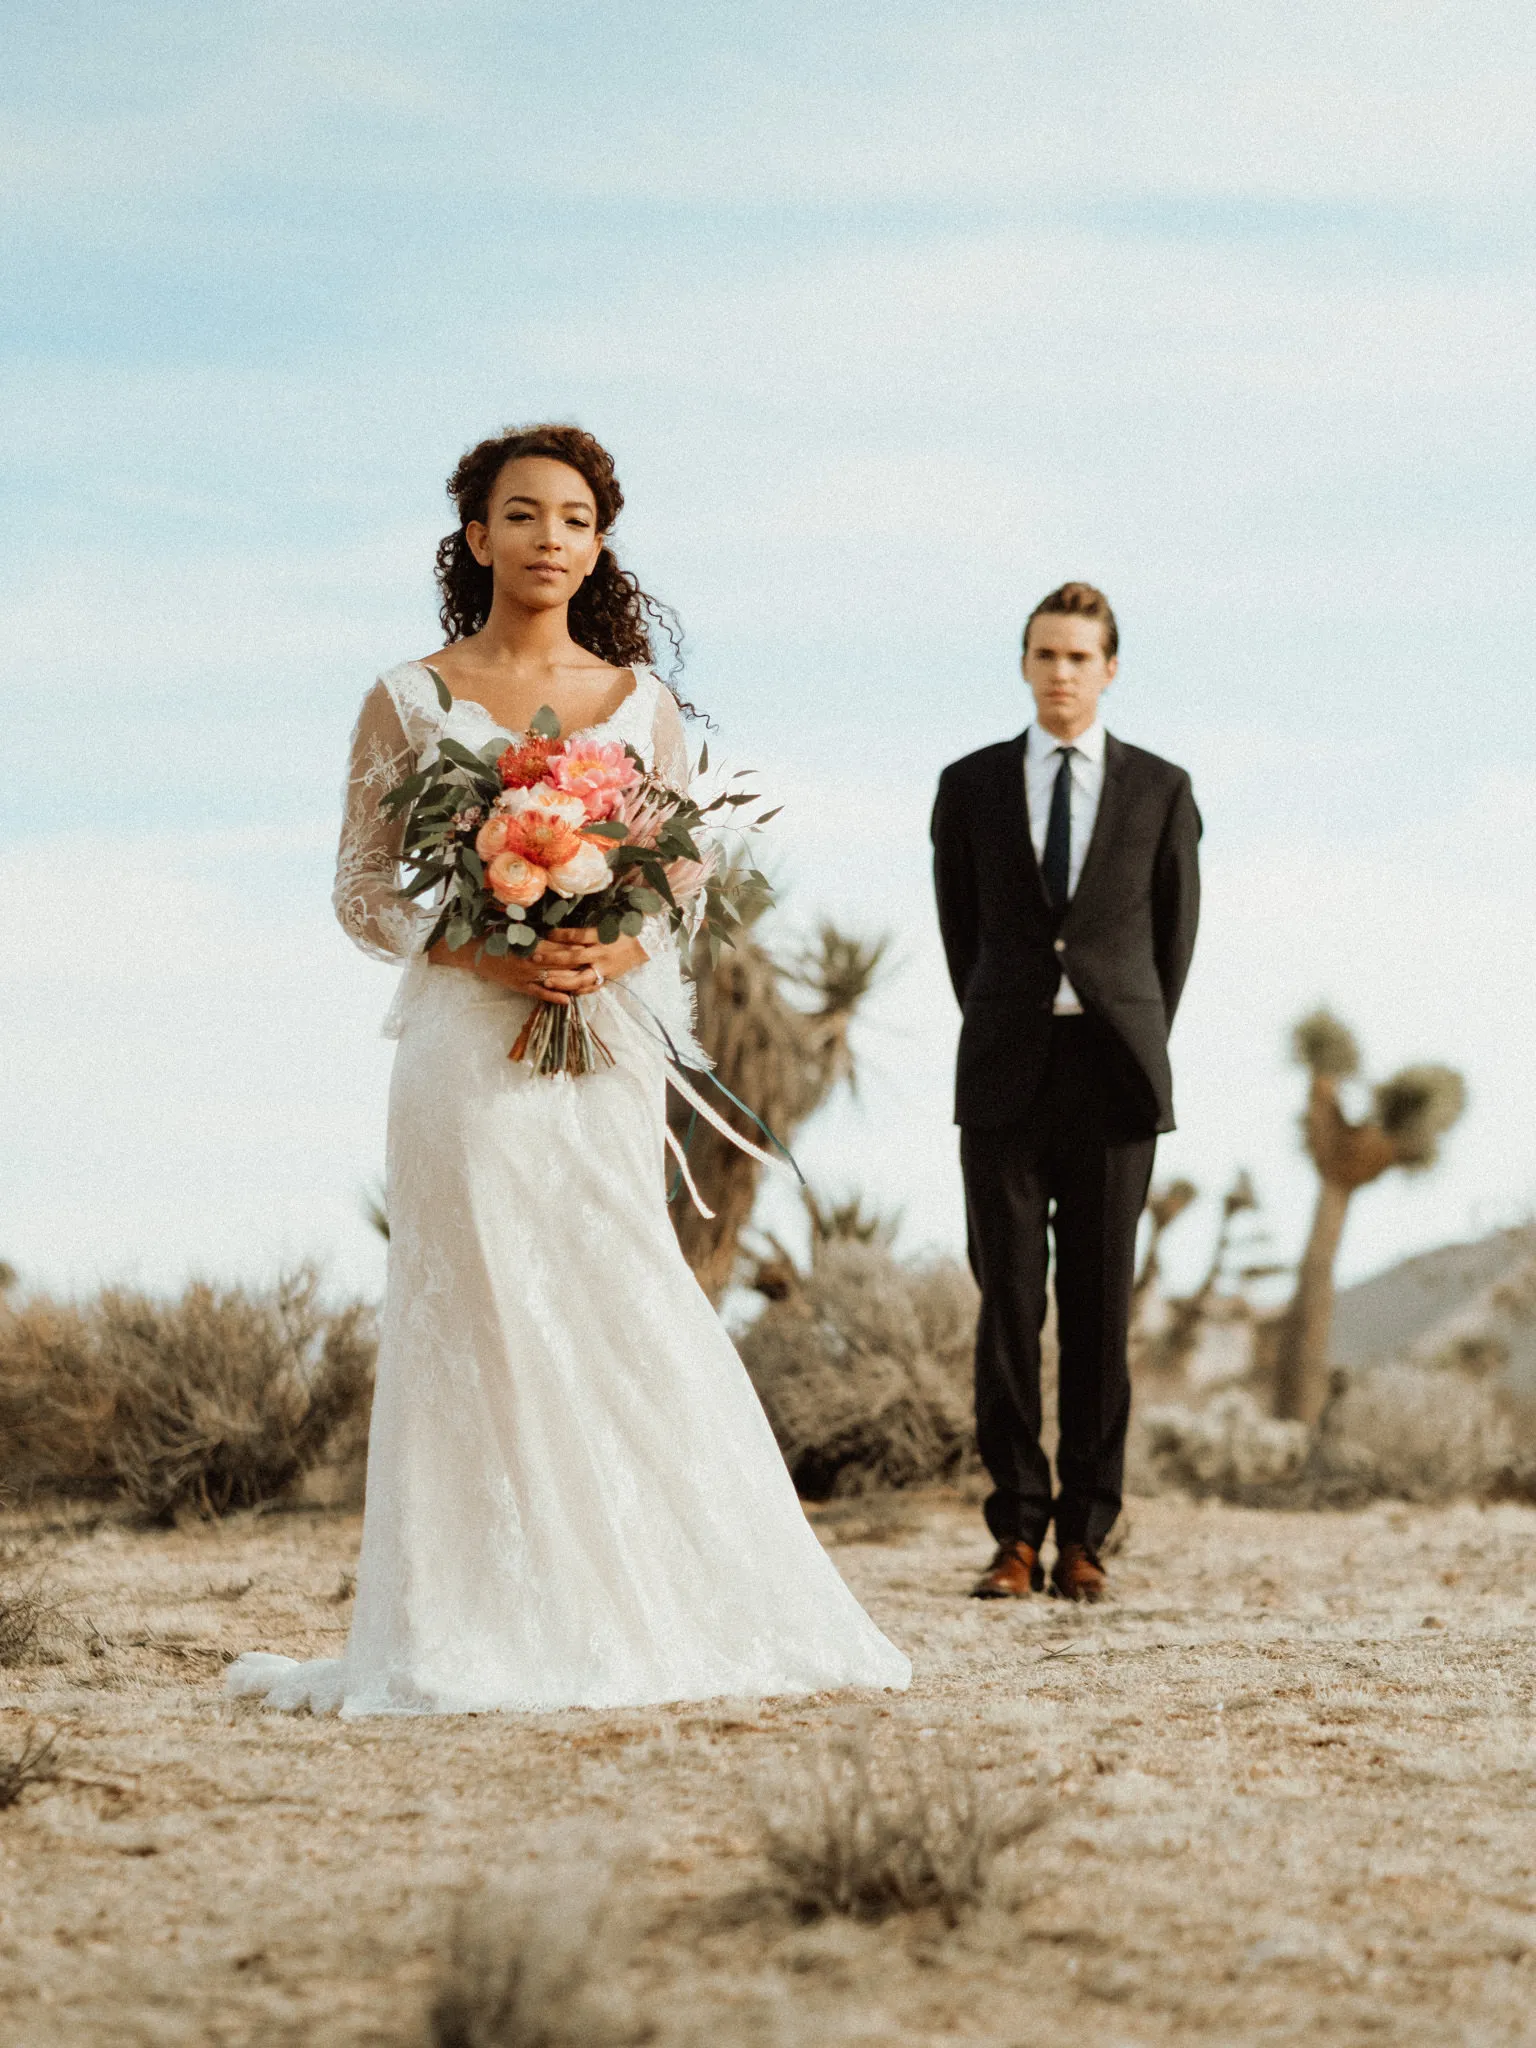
[485,852,548,907]
[475,813,515,863]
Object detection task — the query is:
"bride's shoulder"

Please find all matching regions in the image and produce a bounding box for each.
[369,658,446,722]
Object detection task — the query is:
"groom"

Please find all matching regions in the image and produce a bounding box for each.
[931,583,1200,1602]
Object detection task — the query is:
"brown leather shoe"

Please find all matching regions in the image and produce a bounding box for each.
[1051,1542,1107,1604]
[971,1540,1044,1599]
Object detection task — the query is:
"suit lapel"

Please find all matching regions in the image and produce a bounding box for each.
[1063,734,1127,923]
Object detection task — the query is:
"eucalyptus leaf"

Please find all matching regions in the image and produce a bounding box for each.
[436,737,489,772]
[597,915,621,945]
[505,923,537,949]
[402,866,450,899]
[461,848,485,887]
[697,739,709,774]
[619,910,644,937]
[445,920,473,949]
[424,664,454,712]
[529,704,562,739]
[628,886,665,915]
[583,820,629,841]
[483,929,509,956]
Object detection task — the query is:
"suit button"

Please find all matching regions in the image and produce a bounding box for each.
[1053,939,1066,954]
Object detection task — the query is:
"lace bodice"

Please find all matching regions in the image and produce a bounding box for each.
[334,661,688,964]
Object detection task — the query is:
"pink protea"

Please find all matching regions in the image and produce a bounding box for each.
[549,738,642,822]
[663,842,721,904]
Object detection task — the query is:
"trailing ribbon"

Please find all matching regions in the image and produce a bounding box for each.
[610,982,804,1216]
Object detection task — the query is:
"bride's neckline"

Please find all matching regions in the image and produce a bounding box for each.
[412,660,643,745]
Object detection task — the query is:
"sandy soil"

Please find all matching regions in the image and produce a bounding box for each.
[3,1490,1535,2047]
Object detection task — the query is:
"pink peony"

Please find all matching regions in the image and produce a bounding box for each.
[549,738,641,822]
[485,851,548,907]
[546,838,612,899]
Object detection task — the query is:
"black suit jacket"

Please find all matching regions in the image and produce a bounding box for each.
[931,732,1201,1135]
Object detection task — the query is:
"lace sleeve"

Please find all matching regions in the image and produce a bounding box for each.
[651,684,690,792]
[333,681,439,963]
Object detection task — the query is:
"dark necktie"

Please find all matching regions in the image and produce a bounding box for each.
[1042,745,1076,908]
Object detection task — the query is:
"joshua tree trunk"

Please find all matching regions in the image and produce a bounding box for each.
[669,923,884,1304]
[1272,1176,1352,1423]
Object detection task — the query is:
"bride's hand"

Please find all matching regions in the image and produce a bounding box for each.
[535,928,650,990]
[427,929,648,1004]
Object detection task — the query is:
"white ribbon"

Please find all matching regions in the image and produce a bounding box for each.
[609,980,786,1215]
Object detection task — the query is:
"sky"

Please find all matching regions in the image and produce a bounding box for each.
[2,0,1534,1306]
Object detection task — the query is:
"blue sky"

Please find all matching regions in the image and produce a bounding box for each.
[3,1,1534,1301]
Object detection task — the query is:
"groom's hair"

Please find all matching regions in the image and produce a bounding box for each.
[1023,582,1118,660]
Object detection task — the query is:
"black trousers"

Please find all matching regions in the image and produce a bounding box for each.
[960,1016,1156,1559]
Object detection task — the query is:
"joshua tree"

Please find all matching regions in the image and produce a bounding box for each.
[1131,1179,1198,1325]
[1150,1170,1263,1381]
[1273,1009,1466,1423]
[669,917,888,1303]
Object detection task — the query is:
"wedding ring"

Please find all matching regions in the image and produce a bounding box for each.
[537,970,548,986]
[592,969,605,990]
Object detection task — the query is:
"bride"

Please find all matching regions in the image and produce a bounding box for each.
[228,424,910,1716]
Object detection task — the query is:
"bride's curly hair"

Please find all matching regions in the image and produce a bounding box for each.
[434,424,695,710]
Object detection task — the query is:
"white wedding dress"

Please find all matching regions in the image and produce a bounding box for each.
[227,661,910,1716]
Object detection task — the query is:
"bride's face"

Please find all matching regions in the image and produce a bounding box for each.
[467,456,604,613]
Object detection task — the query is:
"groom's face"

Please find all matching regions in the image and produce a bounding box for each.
[1022,614,1118,740]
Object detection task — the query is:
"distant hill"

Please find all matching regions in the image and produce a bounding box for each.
[1331,1224,1536,1397]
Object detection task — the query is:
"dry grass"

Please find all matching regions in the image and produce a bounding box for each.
[738,1242,979,1497]
[0,1557,56,1665]
[0,1268,374,1520]
[429,1863,639,2048]
[758,1725,1045,1925]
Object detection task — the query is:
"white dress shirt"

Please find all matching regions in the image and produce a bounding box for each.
[1023,719,1108,1015]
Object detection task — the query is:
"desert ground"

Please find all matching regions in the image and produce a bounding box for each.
[3,1489,1536,2047]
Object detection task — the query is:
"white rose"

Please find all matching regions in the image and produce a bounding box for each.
[545,838,612,898]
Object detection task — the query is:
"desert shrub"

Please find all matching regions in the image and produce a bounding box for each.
[428,1865,637,2048]
[0,1268,375,1521]
[1317,1362,1514,1502]
[758,1725,1044,1926]
[0,1725,60,1811]
[1135,1367,1530,1506]
[737,1242,979,1497]
[1137,1392,1310,1497]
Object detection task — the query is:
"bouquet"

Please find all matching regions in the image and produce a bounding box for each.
[381,681,774,1076]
